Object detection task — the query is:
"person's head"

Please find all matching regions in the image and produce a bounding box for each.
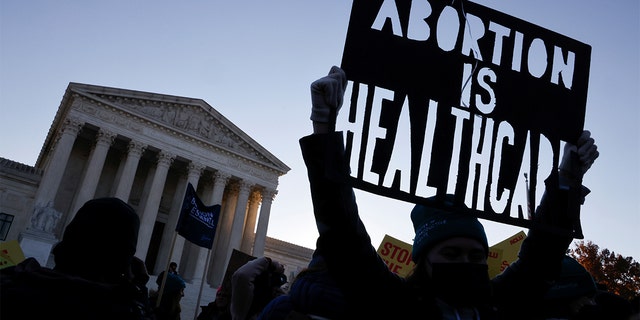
[52,197,140,283]
[268,258,285,274]
[129,256,150,287]
[411,195,488,267]
[163,273,186,297]
[409,195,490,307]
[169,261,178,273]
[542,256,598,319]
[215,286,230,307]
[282,255,347,320]
[156,273,186,315]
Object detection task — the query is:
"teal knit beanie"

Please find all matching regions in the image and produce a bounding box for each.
[411,195,488,261]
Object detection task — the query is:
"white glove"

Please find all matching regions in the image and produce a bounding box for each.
[559,130,599,179]
[310,66,347,124]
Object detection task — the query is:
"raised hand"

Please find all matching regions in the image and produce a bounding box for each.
[559,130,599,180]
[310,66,347,126]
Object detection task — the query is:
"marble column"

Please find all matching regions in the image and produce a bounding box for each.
[175,162,205,281]
[136,150,174,260]
[207,172,230,213]
[69,128,116,221]
[252,189,276,257]
[31,118,83,220]
[205,171,230,285]
[21,118,83,266]
[210,182,239,287]
[113,140,146,201]
[152,162,203,276]
[154,174,187,275]
[227,181,252,255]
[240,191,261,254]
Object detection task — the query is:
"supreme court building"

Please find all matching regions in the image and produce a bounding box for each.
[0,82,313,287]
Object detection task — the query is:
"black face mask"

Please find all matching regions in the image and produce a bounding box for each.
[430,263,492,307]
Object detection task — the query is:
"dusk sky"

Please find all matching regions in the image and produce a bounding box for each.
[1,0,638,259]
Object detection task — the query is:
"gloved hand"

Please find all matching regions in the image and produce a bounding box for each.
[517,130,598,277]
[310,66,347,124]
[559,130,599,181]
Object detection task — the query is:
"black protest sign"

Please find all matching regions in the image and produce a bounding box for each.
[219,249,256,294]
[339,0,591,233]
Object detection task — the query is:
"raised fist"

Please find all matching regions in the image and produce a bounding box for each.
[559,130,599,179]
[310,66,347,124]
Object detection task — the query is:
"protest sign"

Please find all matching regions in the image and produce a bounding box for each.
[377,231,527,279]
[377,230,526,278]
[0,240,26,269]
[219,249,256,293]
[339,0,591,234]
[377,234,416,278]
[487,230,526,278]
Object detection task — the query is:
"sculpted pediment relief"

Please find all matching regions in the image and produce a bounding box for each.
[68,84,289,174]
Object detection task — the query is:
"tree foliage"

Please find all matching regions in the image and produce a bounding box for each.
[569,240,640,301]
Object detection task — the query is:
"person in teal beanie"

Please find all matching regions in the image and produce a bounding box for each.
[410,195,489,262]
[152,272,186,320]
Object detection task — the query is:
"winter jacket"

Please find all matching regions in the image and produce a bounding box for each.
[231,257,286,320]
[0,257,155,320]
[300,132,580,319]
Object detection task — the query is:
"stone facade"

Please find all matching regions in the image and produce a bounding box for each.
[0,83,313,287]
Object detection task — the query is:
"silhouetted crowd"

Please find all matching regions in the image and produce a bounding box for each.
[1,67,638,320]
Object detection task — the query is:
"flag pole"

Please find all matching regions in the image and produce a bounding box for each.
[524,173,532,220]
[193,248,213,320]
[174,181,221,319]
[157,230,180,308]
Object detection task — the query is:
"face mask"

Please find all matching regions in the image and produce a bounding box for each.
[430,263,492,307]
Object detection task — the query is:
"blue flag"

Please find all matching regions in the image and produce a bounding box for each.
[175,182,220,249]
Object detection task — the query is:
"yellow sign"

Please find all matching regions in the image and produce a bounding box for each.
[377,231,526,279]
[0,240,26,269]
[487,231,527,278]
[377,234,416,278]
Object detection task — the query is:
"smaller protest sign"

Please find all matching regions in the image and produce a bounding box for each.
[487,230,526,278]
[377,234,416,278]
[0,240,26,269]
[219,249,256,293]
[377,231,526,279]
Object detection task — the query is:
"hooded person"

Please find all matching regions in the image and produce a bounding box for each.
[230,256,288,320]
[257,255,347,320]
[0,197,153,320]
[152,272,187,320]
[540,256,598,318]
[540,256,633,320]
[197,286,232,320]
[52,197,141,283]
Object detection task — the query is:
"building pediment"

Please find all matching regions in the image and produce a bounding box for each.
[61,83,289,176]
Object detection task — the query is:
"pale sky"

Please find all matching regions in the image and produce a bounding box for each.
[1,1,638,259]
